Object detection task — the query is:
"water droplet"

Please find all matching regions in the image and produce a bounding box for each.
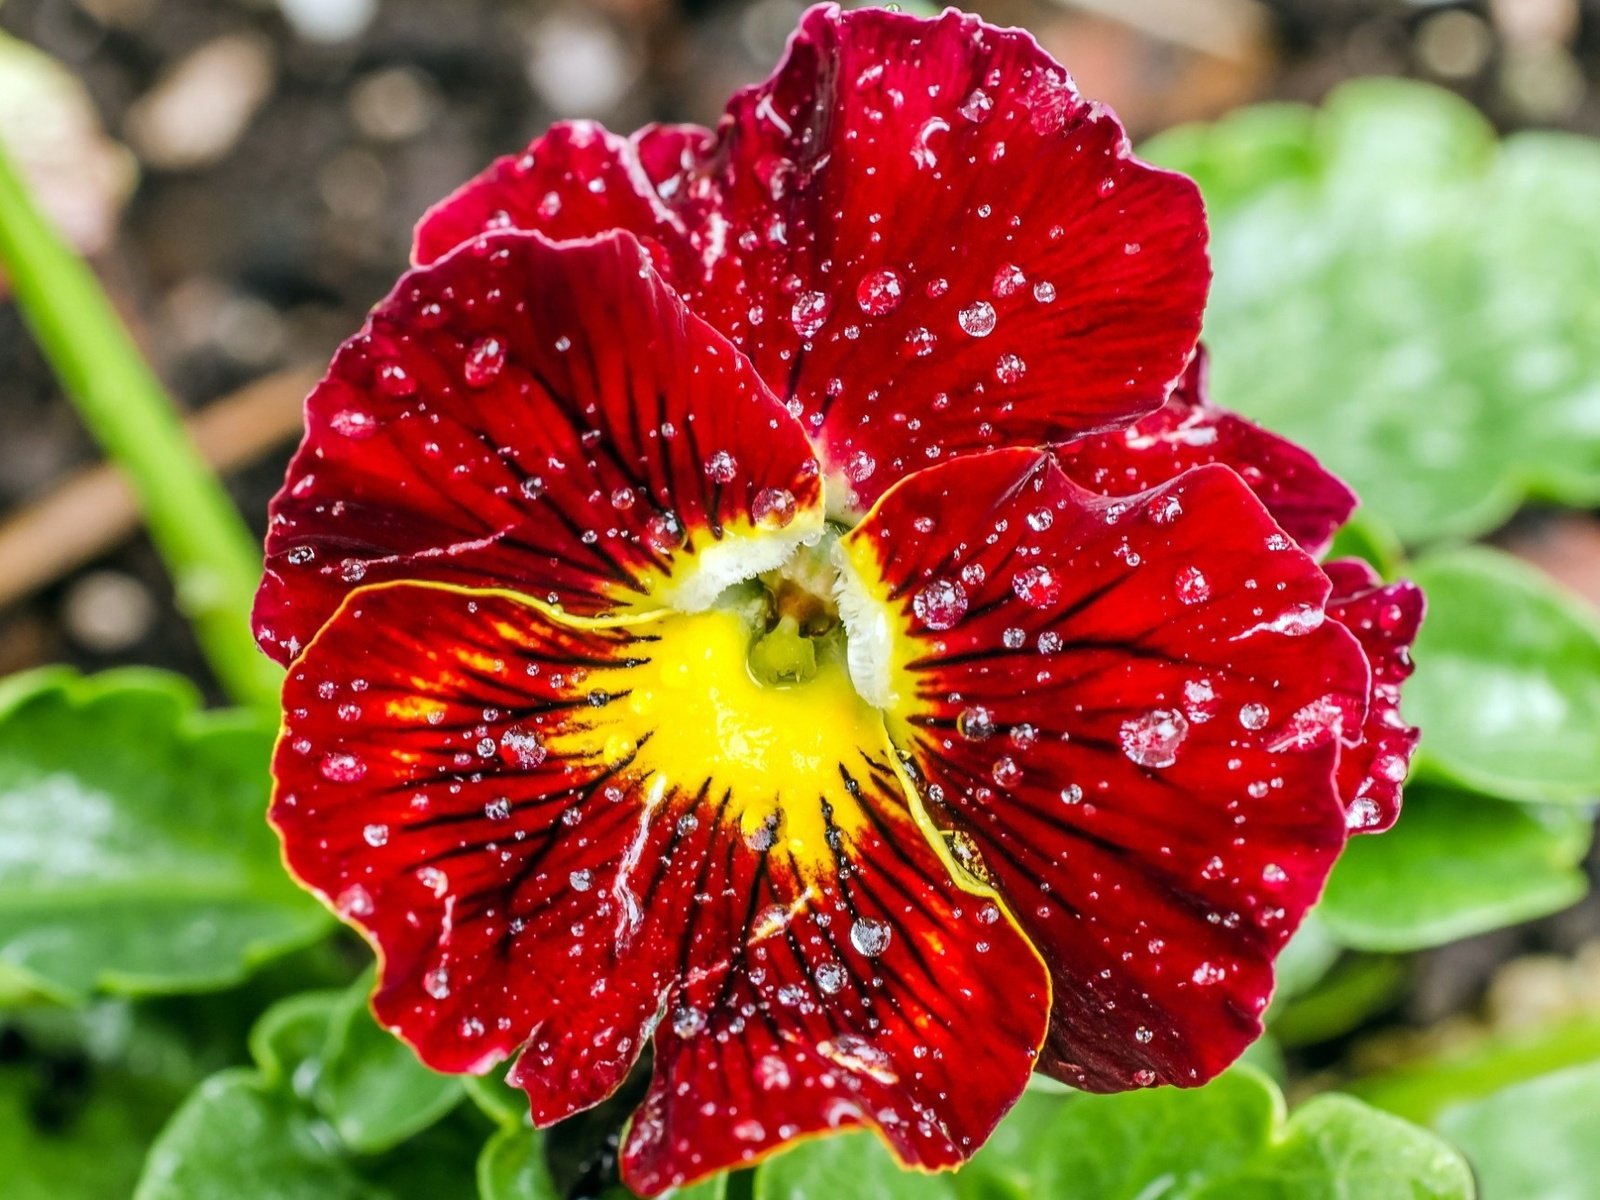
[856,268,905,315]
[1032,280,1057,304]
[463,336,506,387]
[1175,566,1210,605]
[1011,564,1061,608]
[992,264,1025,297]
[913,578,968,629]
[753,487,798,528]
[850,917,893,956]
[1191,962,1225,986]
[1133,1068,1157,1086]
[319,752,366,783]
[1239,703,1270,731]
[286,545,316,566]
[815,961,847,994]
[704,450,738,484]
[484,797,511,821]
[958,88,994,122]
[1119,709,1189,769]
[339,558,367,583]
[958,300,997,337]
[570,868,593,892]
[1060,784,1084,805]
[1027,508,1053,532]
[330,409,377,439]
[845,451,876,484]
[375,362,415,397]
[790,291,831,339]
[1002,627,1026,649]
[423,968,451,999]
[958,706,996,741]
[995,354,1026,384]
[499,726,546,768]
[644,512,686,553]
[991,756,1021,787]
[904,326,937,357]
[336,885,373,918]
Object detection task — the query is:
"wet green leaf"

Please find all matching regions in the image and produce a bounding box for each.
[1146,79,1600,545]
[314,968,463,1152]
[1406,549,1600,803]
[1438,1062,1600,1200]
[477,1123,561,1200]
[1320,786,1591,951]
[0,669,330,1003]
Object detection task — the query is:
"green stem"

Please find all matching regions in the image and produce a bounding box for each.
[0,141,279,709]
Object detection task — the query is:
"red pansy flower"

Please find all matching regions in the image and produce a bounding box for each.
[256,5,1420,1193]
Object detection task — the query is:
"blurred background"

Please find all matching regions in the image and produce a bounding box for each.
[3,0,1600,1186]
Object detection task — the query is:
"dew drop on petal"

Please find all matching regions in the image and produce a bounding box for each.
[361,822,389,847]
[1033,280,1057,304]
[1119,709,1189,769]
[995,354,1027,384]
[815,961,847,994]
[753,487,798,528]
[423,968,451,999]
[958,300,997,337]
[704,450,738,484]
[319,752,366,783]
[958,706,996,741]
[958,88,994,122]
[463,336,506,387]
[1239,702,1270,731]
[330,409,377,439]
[790,291,831,339]
[850,918,893,957]
[1175,566,1210,605]
[1011,564,1062,608]
[913,578,968,629]
[856,268,905,316]
[644,512,686,553]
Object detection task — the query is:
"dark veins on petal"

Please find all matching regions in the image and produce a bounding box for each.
[841,449,1371,1092]
[414,3,1207,511]
[271,582,1047,1194]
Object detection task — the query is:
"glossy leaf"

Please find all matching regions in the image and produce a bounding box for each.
[1031,1069,1471,1200]
[1405,549,1600,803]
[1319,786,1591,951]
[477,1125,561,1200]
[1146,79,1600,545]
[0,669,330,1002]
[137,992,478,1200]
[754,1070,1469,1200]
[1438,1063,1600,1200]
[315,969,464,1153]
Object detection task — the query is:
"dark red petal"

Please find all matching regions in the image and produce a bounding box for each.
[1324,558,1424,834]
[254,230,823,664]
[272,582,1047,1190]
[1055,349,1357,556]
[839,450,1370,1092]
[415,4,1208,512]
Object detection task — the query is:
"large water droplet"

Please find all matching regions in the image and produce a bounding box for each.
[856,268,905,316]
[790,291,832,339]
[958,300,997,337]
[463,336,506,387]
[913,578,968,629]
[1119,709,1189,769]
[850,917,893,956]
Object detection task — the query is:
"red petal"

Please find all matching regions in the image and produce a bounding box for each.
[272,582,1047,1191]
[254,231,823,663]
[415,5,1207,511]
[1324,559,1424,834]
[1055,349,1357,556]
[839,450,1370,1091]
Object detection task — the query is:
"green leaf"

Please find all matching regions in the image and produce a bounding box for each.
[0,669,330,1002]
[1406,549,1600,803]
[1218,1094,1476,1200]
[1031,1069,1472,1200]
[754,1128,959,1200]
[0,1058,174,1200]
[1319,786,1591,951]
[477,1124,561,1200]
[137,992,479,1200]
[314,969,463,1152]
[1438,1062,1600,1200]
[1145,78,1600,545]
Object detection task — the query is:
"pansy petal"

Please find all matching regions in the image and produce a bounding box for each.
[415,4,1208,511]
[1325,559,1424,834]
[272,582,1047,1190]
[1055,349,1357,555]
[254,230,823,664]
[839,450,1370,1091]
